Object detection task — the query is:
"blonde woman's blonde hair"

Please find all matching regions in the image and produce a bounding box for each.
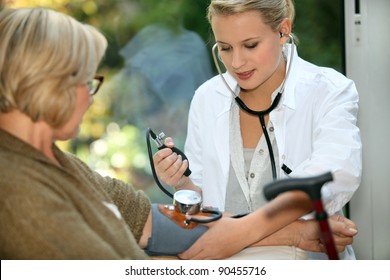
[207,0,295,33]
[0,8,107,128]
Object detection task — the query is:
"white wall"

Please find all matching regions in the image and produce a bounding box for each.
[345,0,390,259]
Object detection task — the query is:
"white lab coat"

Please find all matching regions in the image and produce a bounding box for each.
[184,47,362,259]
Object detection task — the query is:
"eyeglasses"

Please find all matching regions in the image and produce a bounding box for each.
[87,75,104,96]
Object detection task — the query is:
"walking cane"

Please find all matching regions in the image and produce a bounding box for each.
[263,172,339,260]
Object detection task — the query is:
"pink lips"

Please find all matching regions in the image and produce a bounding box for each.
[236,70,254,80]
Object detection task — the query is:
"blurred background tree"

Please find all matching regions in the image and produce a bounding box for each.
[3,0,344,202]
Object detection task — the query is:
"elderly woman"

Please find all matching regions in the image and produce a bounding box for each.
[0,7,357,260]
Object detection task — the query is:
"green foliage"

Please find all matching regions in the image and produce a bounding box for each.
[294,0,343,71]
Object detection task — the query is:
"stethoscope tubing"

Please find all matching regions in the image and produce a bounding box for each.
[211,35,295,180]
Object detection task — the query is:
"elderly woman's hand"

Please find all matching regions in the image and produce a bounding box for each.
[327,214,358,252]
[294,214,358,253]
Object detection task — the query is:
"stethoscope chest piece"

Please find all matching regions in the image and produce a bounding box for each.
[173,190,202,215]
[172,189,222,226]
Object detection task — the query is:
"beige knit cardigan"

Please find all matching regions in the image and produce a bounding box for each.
[0,129,151,259]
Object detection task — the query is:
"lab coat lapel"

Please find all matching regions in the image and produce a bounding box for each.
[213,73,235,186]
[271,45,299,174]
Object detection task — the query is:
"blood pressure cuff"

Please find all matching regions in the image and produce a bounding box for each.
[144,203,208,257]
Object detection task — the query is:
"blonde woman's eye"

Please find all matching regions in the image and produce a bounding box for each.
[219,46,231,52]
[246,43,258,49]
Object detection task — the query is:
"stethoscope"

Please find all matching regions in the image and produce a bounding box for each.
[211,33,295,180]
